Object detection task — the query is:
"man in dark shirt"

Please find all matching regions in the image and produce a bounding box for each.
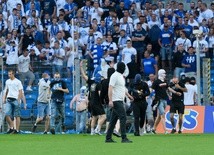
[173,44,187,78]
[100,68,115,133]
[40,0,56,18]
[168,77,187,134]
[132,22,147,72]
[50,72,69,134]
[22,26,34,50]
[130,74,150,136]
[151,69,169,134]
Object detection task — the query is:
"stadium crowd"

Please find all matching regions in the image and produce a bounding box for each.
[0,0,214,138]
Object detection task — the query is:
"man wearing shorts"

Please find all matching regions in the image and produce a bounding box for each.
[3,70,23,134]
[168,77,187,134]
[32,73,51,134]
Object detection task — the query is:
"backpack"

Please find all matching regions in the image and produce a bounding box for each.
[148,25,161,42]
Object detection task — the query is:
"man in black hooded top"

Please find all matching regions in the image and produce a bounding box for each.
[130,74,150,136]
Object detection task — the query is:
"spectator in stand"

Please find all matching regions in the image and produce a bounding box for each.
[0,13,7,37]
[188,14,199,28]
[120,16,134,38]
[116,1,125,20]
[199,19,209,37]
[182,46,197,78]
[205,27,214,59]
[102,34,118,61]
[142,47,158,79]
[64,0,78,19]
[21,26,34,50]
[181,17,193,39]
[47,17,62,41]
[173,44,187,78]
[184,77,197,106]
[70,86,88,134]
[122,40,137,65]
[18,49,35,91]
[50,40,65,76]
[132,22,147,70]
[118,30,131,58]
[89,37,105,70]
[89,0,103,25]
[193,34,208,58]
[175,30,192,53]
[8,8,19,32]
[148,14,161,29]
[40,0,56,19]
[4,40,19,72]
[198,3,213,23]
[158,25,173,72]
[32,73,51,134]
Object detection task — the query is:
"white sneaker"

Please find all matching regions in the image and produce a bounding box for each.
[90,131,95,135]
[165,131,169,134]
[26,86,33,91]
[94,129,102,135]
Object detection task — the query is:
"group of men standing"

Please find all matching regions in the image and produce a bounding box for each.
[2,70,69,134]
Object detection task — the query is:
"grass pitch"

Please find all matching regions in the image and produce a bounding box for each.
[0,134,213,155]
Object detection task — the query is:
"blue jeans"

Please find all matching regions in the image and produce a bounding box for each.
[174,67,185,78]
[50,100,65,128]
[5,99,20,117]
[160,46,172,60]
[76,110,87,133]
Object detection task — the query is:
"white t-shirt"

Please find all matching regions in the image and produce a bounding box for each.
[5,78,23,99]
[109,71,126,102]
[175,37,192,52]
[122,47,137,64]
[89,7,103,24]
[50,48,65,66]
[193,39,208,57]
[199,9,214,23]
[18,54,30,73]
[184,83,197,106]
[5,45,19,65]
[188,20,199,28]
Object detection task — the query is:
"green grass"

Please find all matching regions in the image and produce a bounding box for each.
[0,134,213,155]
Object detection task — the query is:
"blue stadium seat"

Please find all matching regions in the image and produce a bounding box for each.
[64,111,74,129]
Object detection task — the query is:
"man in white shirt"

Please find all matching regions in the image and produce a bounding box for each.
[18,49,35,91]
[184,77,197,106]
[89,1,103,24]
[3,70,23,134]
[193,34,208,58]
[105,62,134,143]
[199,3,214,23]
[122,40,137,64]
[175,31,192,52]
[50,40,65,76]
[5,40,19,72]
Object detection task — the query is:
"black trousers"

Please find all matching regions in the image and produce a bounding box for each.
[106,101,127,139]
[133,101,148,132]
